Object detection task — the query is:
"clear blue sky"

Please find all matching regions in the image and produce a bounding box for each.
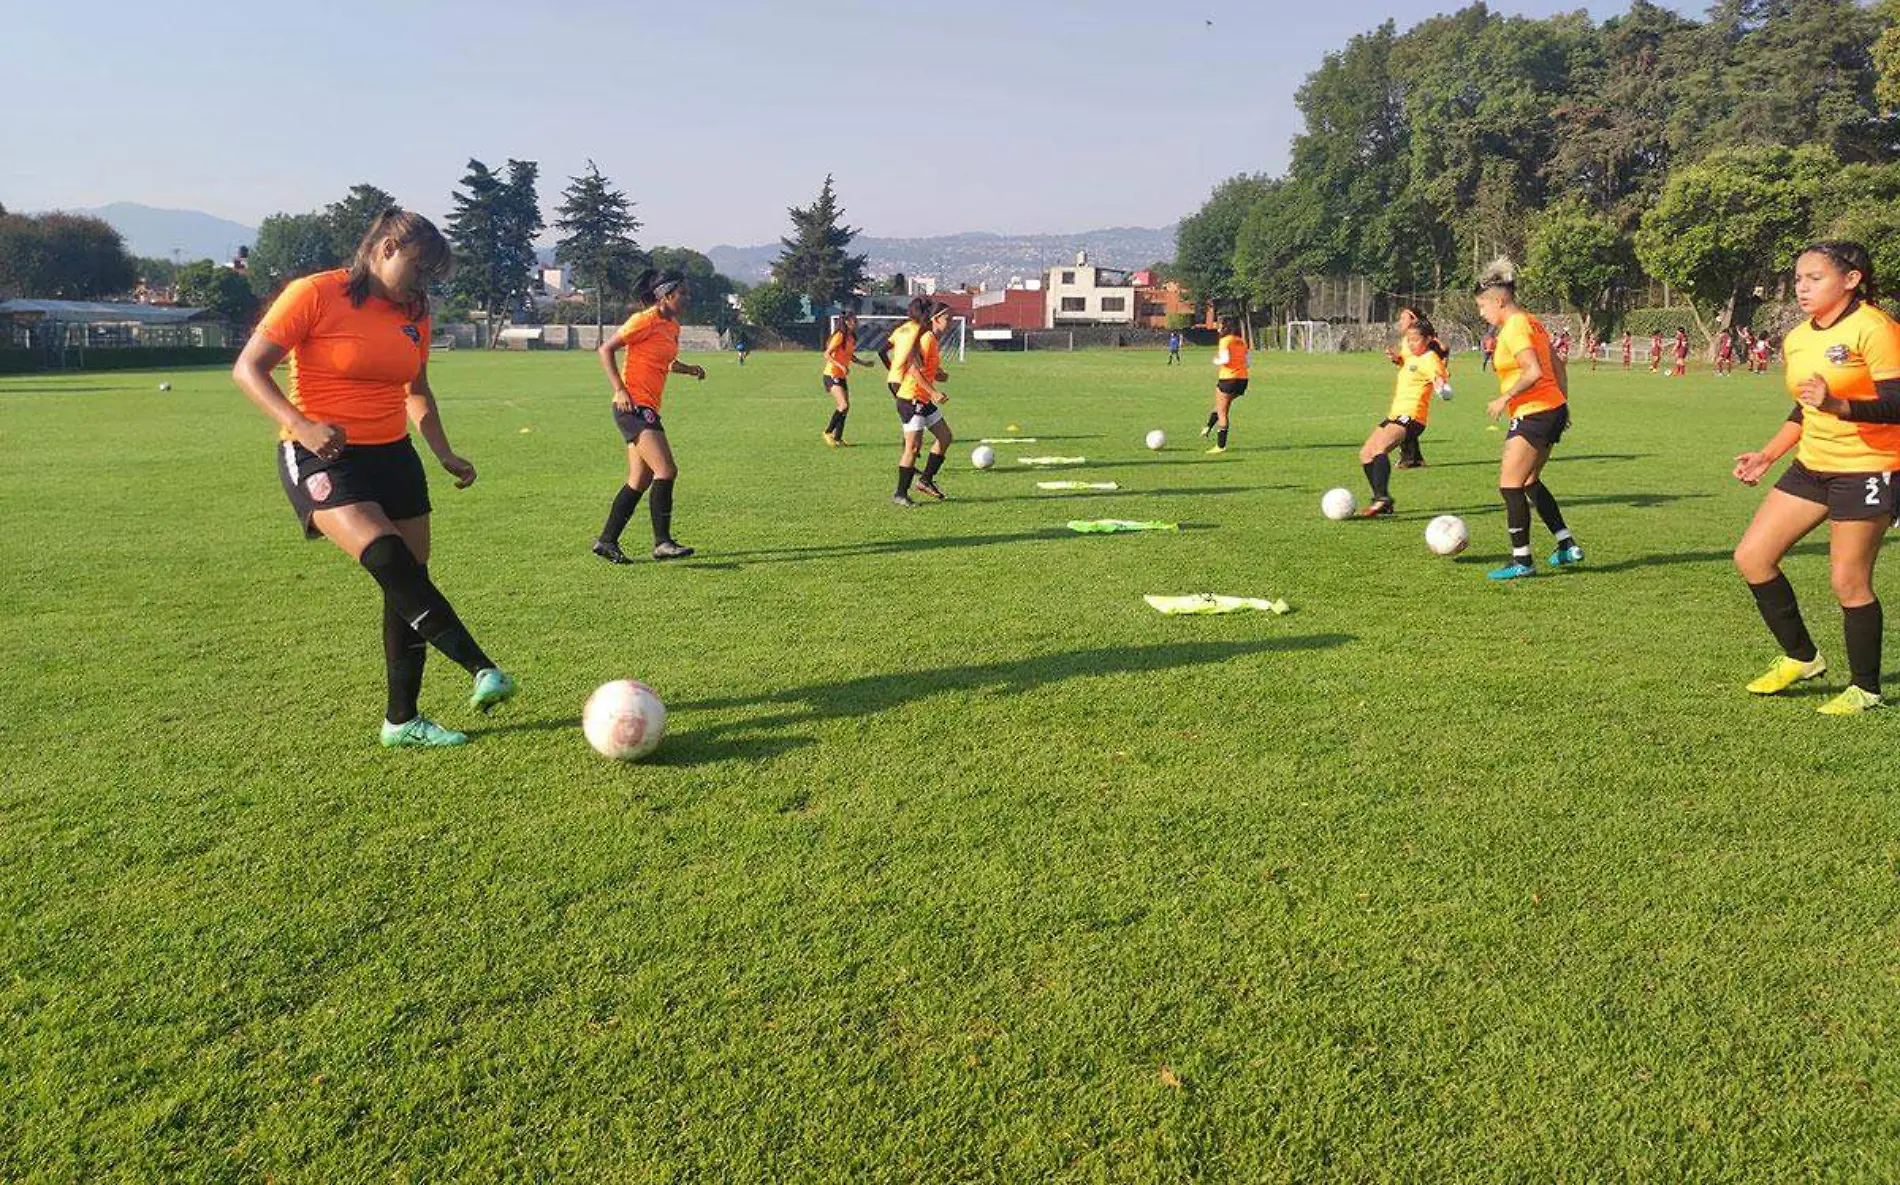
[2,0,1658,250]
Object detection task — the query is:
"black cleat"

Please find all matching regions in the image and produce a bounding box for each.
[593,538,635,564]
[913,477,946,501]
[1396,459,1425,470]
[651,539,695,560]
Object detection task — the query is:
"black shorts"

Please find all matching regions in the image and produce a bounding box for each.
[278,436,430,541]
[823,376,848,393]
[1775,460,1900,522]
[894,397,944,432]
[1379,416,1427,441]
[1217,378,1249,398]
[1506,405,1569,449]
[614,403,665,443]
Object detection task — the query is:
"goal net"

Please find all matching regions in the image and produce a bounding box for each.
[829,314,968,363]
[1285,320,1339,353]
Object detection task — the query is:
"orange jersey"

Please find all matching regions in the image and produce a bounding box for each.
[1216,334,1249,380]
[1786,300,1900,473]
[1389,344,1447,423]
[1493,311,1565,416]
[256,269,429,446]
[898,330,943,404]
[885,321,922,387]
[823,330,855,379]
[614,307,681,410]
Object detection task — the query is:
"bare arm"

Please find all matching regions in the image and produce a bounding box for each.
[597,337,634,410]
[1551,352,1568,397]
[232,334,341,457]
[406,362,476,488]
[670,359,706,380]
[1734,416,1803,485]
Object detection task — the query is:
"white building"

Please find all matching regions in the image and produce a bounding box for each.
[1043,251,1136,326]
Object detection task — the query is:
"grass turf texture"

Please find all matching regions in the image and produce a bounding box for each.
[4,349,1898,1180]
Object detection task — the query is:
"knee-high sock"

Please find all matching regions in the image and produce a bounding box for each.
[895,465,916,497]
[1399,434,1423,465]
[1363,454,1392,501]
[1526,481,1574,547]
[359,535,492,676]
[648,477,677,545]
[1501,487,1532,565]
[383,595,427,725]
[922,450,946,480]
[601,484,643,545]
[1206,411,1219,430]
[1748,574,1819,663]
[1217,426,1230,448]
[1844,599,1883,694]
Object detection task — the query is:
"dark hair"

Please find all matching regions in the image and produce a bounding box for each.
[345,207,451,318]
[906,296,934,324]
[632,267,688,310]
[1400,307,1449,361]
[1799,239,1878,306]
[1219,316,1240,336]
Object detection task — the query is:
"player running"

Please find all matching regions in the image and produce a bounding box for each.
[821,307,871,446]
[1732,241,1900,715]
[882,298,955,505]
[1474,258,1583,580]
[592,267,706,564]
[231,207,516,749]
[1358,313,1449,516]
[1202,316,1249,454]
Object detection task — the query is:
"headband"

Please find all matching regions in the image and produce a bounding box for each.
[652,279,682,298]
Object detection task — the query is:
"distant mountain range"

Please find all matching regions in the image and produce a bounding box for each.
[69,202,1177,287]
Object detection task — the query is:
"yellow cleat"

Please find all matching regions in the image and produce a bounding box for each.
[1818,686,1882,715]
[1745,654,1827,695]
[1204,445,1227,455]
[822,431,839,447]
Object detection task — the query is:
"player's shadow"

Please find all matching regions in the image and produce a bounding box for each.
[0,383,121,395]
[1580,540,1828,574]
[1433,491,1710,516]
[1405,452,1649,469]
[962,485,1285,504]
[679,527,1074,569]
[655,636,1354,766]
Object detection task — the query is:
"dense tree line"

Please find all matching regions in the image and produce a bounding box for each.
[1178,0,1900,334]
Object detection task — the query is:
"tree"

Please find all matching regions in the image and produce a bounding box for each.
[1879,0,1900,112]
[648,246,740,330]
[133,255,180,290]
[176,260,259,324]
[1525,201,1630,337]
[771,174,868,310]
[1175,174,1275,312]
[249,212,341,296]
[740,280,801,331]
[324,183,397,259]
[447,158,543,341]
[554,160,644,331]
[0,212,136,299]
[1232,181,1320,320]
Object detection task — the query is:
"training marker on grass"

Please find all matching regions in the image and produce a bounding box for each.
[1068,519,1178,533]
[980,437,1038,443]
[1019,456,1087,466]
[1037,480,1119,491]
[1145,593,1292,615]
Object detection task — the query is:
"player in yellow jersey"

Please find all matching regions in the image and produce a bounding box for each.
[879,298,954,505]
[1201,317,1249,454]
[1358,314,1449,516]
[1732,241,1900,714]
[1474,259,1582,580]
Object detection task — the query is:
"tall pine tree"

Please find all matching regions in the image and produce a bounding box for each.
[554,160,644,331]
[447,158,543,344]
[771,174,868,311]
[325,183,398,259]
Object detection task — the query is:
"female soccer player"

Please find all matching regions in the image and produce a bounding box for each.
[1671,327,1689,377]
[821,308,871,446]
[592,267,707,564]
[231,208,515,749]
[1715,327,1735,376]
[1621,331,1633,369]
[1650,331,1665,373]
[1475,258,1582,580]
[1202,316,1249,454]
[883,298,954,505]
[1358,314,1448,516]
[1732,241,1900,715]
[1385,306,1433,468]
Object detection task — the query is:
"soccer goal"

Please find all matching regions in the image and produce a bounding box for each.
[830,314,967,363]
[1285,319,1339,353]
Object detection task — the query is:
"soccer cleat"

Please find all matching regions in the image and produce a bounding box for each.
[891,494,915,508]
[1396,459,1425,470]
[592,538,635,565]
[380,716,468,749]
[1549,543,1585,567]
[913,477,946,501]
[470,668,517,713]
[1745,654,1827,695]
[1200,424,1212,439]
[1818,686,1882,715]
[1359,499,1395,518]
[651,540,695,560]
[1487,561,1536,581]
[1204,445,1227,455]
[822,431,840,447]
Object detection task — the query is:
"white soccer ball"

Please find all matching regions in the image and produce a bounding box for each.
[971,445,996,469]
[157,382,172,391]
[1145,429,1166,451]
[583,679,666,761]
[1321,488,1358,521]
[1425,514,1470,556]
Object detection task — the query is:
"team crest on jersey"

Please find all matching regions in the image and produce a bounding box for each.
[1826,344,1852,365]
[401,324,421,344]
[306,472,334,502]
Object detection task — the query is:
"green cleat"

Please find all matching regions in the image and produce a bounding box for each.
[1549,543,1585,567]
[380,717,468,748]
[1487,561,1536,581]
[1817,686,1882,716]
[1745,654,1826,695]
[470,668,517,713]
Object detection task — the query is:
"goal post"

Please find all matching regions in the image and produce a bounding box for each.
[1285,319,1338,353]
[828,313,967,363]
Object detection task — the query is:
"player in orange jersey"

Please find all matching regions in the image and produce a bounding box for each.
[1201,316,1249,454]
[820,306,872,446]
[231,208,515,748]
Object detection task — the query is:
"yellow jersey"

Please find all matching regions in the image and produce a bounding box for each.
[1389,344,1446,423]
[1785,300,1900,473]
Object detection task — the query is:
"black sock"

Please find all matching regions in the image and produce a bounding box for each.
[382,595,427,725]
[837,409,848,439]
[601,484,642,545]
[1217,427,1229,448]
[1527,481,1574,548]
[825,410,844,436]
[1364,454,1392,501]
[648,476,677,545]
[922,451,945,480]
[1844,599,1883,694]
[1400,436,1423,465]
[1206,411,1219,430]
[896,465,916,497]
[359,535,492,676]
[1501,486,1532,565]
[1747,573,1819,663]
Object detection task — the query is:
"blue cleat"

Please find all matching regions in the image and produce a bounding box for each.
[1549,543,1585,567]
[1487,561,1536,581]
[470,667,517,713]
[380,717,468,748]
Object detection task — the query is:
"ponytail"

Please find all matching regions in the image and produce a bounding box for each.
[344,206,451,319]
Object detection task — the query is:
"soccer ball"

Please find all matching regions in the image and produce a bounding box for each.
[1425,515,1470,556]
[1145,429,1166,451]
[971,445,996,469]
[583,679,666,761]
[157,382,172,391]
[1321,488,1358,521]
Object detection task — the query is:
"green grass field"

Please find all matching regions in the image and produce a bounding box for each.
[5,346,1899,1180]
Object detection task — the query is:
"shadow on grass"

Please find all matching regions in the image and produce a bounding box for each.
[0,383,126,395]
[1397,452,1650,470]
[648,637,1355,766]
[1430,490,1712,518]
[961,485,1285,504]
[680,527,1075,568]
[1447,540,1830,574]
